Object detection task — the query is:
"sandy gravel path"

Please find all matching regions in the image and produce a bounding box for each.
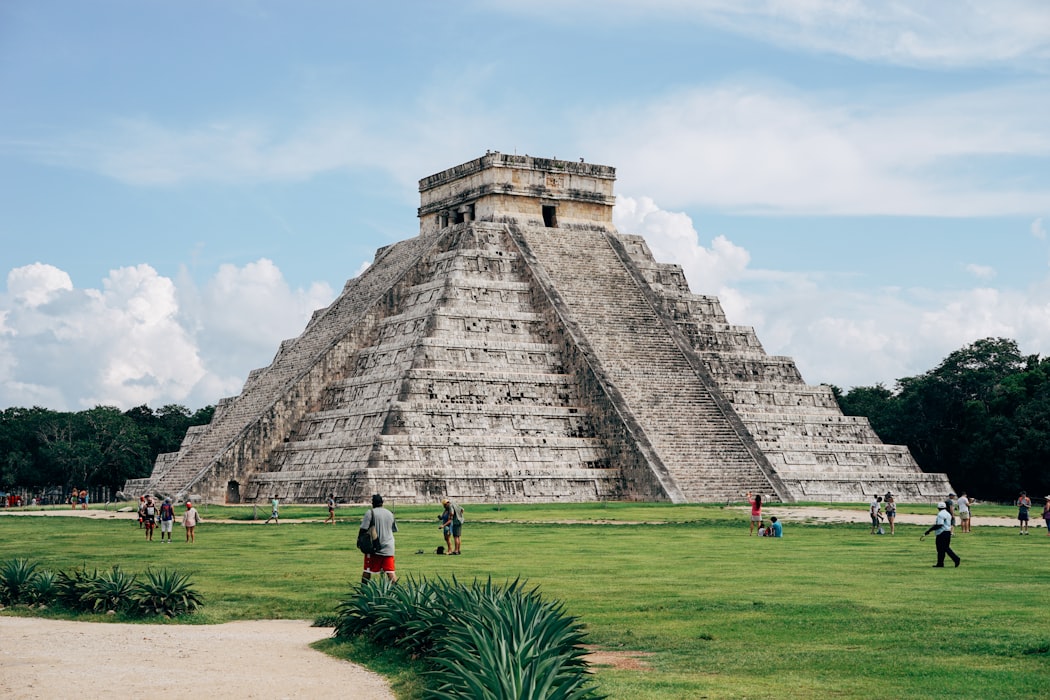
[0,617,393,700]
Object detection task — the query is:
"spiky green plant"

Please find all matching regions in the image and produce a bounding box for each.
[333,577,602,700]
[82,566,137,613]
[26,569,57,606]
[54,568,96,611]
[133,569,203,617]
[0,558,39,605]
[427,579,599,700]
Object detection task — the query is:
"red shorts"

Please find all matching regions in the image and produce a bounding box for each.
[365,554,395,573]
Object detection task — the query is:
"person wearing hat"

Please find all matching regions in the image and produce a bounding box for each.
[1017,491,1031,535]
[922,501,960,567]
[158,497,175,543]
[182,501,201,543]
[360,494,398,584]
[441,498,465,555]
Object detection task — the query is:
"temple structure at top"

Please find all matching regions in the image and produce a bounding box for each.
[124,152,952,505]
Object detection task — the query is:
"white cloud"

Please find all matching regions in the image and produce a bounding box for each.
[505,0,1050,68]
[965,264,997,280]
[1033,217,1047,239]
[586,83,1050,217]
[613,197,1050,389]
[0,260,335,411]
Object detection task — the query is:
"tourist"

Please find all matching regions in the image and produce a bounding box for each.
[70,488,78,510]
[945,493,957,531]
[80,489,88,509]
[769,516,783,537]
[957,491,972,533]
[442,498,464,555]
[360,494,398,584]
[1017,491,1031,535]
[265,494,280,525]
[922,501,960,568]
[883,493,897,535]
[757,520,768,537]
[869,495,884,535]
[137,495,147,528]
[325,493,336,525]
[746,492,762,536]
[158,497,175,543]
[143,496,156,541]
[182,501,201,543]
[438,504,453,554]
[1042,496,1050,536]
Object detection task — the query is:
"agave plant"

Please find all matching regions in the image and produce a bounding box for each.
[133,568,203,617]
[82,566,138,614]
[54,568,97,611]
[0,558,39,605]
[26,569,57,606]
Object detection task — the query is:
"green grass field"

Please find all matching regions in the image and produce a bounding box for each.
[1,502,1046,699]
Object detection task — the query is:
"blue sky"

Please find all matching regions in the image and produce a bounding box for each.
[2,1,1049,411]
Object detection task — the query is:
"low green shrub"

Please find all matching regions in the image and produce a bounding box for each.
[2,558,202,618]
[134,568,203,618]
[83,566,137,614]
[334,577,603,700]
[0,557,39,605]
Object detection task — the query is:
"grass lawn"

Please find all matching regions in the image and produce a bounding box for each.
[1,502,1046,699]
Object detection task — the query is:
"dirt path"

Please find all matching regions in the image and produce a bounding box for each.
[0,617,393,700]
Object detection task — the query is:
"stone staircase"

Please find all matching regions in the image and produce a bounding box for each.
[147,228,448,500]
[514,225,779,502]
[616,233,953,502]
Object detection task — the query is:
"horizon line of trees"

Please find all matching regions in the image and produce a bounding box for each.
[833,337,1050,502]
[0,403,214,500]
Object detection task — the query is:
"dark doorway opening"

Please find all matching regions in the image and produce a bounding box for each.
[542,205,558,228]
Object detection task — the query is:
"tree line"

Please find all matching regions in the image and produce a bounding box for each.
[0,404,213,501]
[834,337,1050,502]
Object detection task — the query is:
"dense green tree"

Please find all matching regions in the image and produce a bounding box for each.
[839,338,1050,501]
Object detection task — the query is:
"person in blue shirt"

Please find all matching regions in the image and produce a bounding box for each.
[769,516,783,537]
[923,501,960,567]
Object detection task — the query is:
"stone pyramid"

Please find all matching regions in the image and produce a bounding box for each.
[126,153,953,505]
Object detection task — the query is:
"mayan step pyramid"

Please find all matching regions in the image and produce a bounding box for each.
[126,153,953,505]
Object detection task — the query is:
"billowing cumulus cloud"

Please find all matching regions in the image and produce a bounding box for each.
[613,198,1050,389]
[0,261,335,411]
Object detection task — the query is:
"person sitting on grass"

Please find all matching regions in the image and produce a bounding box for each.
[769,516,783,537]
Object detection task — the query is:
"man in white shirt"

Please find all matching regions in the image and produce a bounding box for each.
[923,501,960,568]
[869,495,883,535]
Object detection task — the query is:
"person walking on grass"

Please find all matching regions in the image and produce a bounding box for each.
[182,501,201,543]
[884,492,897,534]
[1017,491,1031,535]
[922,501,960,568]
[746,492,762,536]
[1042,496,1050,536]
[325,493,336,525]
[265,494,280,525]
[361,494,398,584]
[158,497,175,543]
